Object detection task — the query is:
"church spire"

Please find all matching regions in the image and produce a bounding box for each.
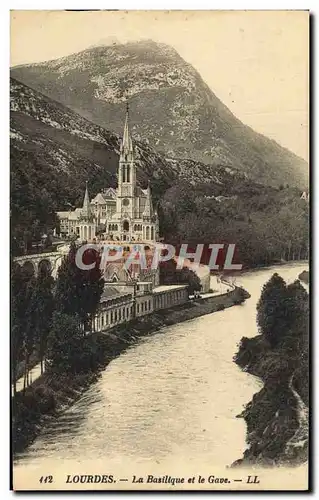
[121,101,133,155]
[82,181,92,218]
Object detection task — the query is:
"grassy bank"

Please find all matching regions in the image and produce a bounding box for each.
[13,286,249,457]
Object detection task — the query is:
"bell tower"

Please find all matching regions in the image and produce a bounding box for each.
[117,102,136,219]
[78,181,96,242]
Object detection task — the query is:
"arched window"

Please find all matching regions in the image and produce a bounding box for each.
[151,227,154,240]
[146,226,150,240]
[123,220,129,232]
[122,165,126,183]
[127,165,130,183]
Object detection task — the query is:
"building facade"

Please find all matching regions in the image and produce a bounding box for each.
[94,283,189,333]
[57,104,159,243]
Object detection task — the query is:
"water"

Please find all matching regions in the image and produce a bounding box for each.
[13,262,308,487]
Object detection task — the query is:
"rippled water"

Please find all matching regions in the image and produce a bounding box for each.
[14,263,308,483]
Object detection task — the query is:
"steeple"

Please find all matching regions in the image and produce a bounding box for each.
[121,101,133,156]
[82,181,92,218]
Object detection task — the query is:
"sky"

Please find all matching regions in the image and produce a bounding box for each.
[10,10,309,161]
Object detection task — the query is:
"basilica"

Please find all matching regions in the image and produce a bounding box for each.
[57,105,159,243]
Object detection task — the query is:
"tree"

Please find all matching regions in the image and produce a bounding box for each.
[257,273,287,348]
[23,276,38,390]
[11,263,28,396]
[55,242,104,331]
[47,312,98,374]
[32,266,55,374]
[47,312,84,373]
[280,280,309,355]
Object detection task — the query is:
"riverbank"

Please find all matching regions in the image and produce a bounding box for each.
[232,271,309,468]
[13,285,249,457]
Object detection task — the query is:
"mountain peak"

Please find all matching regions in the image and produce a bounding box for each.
[11,41,308,188]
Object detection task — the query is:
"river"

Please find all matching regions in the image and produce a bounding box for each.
[13,262,309,490]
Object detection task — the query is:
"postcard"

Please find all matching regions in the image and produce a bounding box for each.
[10,10,309,491]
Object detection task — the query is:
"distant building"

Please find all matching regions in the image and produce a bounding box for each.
[57,104,159,243]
